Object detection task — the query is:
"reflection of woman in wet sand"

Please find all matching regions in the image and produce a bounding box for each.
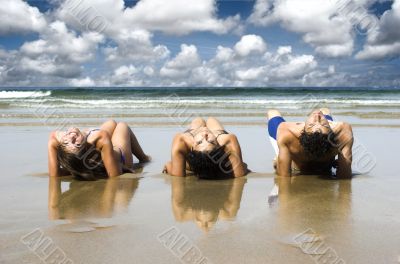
[171,177,246,231]
[163,117,248,179]
[48,176,140,220]
[48,120,150,180]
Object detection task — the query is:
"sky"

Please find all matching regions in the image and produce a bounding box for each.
[0,0,399,88]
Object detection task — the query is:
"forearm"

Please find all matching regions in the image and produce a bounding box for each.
[277,166,291,177]
[277,158,291,177]
[99,134,122,177]
[48,135,61,177]
[336,161,352,179]
[276,140,292,177]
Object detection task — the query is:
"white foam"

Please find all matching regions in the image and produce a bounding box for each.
[5,96,400,109]
[0,91,51,99]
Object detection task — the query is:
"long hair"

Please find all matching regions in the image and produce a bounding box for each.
[56,143,108,181]
[186,146,233,180]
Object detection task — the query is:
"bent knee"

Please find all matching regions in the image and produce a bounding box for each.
[116,122,129,129]
[267,109,282,119]
[107,119,117,124]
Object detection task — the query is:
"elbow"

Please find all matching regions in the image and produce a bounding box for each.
[108,172,120,178]
[336,171,352,179]
[277,168,291,177]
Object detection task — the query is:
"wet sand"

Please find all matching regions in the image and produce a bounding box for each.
[0,125,399,264]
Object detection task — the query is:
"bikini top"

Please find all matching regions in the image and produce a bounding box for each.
[86,128,100,139]
[184,128,229,140]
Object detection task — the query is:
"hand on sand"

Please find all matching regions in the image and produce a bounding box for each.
[273,157,277,170]
[162,161,172,174]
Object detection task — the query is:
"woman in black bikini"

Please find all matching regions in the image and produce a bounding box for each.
[48,120,150,180]
[163,117,248,179]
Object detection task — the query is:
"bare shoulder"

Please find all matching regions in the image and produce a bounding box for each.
[214,134,239,153]
[172,133,190,153]
[340,122,352,131]
[49,131,58,140]
[334,122,353,144]
[92,130,111,145]
[277,122,300,143]
[333,122,353,136]
[48,131,59,147]
[173,132,188,144]
[220,133,238,144]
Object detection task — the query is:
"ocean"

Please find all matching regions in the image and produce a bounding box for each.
[1,87,400,127]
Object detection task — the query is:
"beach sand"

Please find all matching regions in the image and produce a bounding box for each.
[0,124,399,264]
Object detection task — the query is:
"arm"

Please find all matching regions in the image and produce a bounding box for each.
[48,132,69,177]
[220,177,246,218]
[226,134,247,177]
[164,134,187,177]
[97,131,122,178]
[100,178,118,216]
[48,177,61,219]
[276,139,292,177]
[171,177,187,220]
[336,124,353,179]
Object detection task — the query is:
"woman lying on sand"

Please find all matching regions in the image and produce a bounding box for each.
[163,117,249,179]
[48,120,150,180]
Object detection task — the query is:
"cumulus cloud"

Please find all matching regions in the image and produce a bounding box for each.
[234,35,267,57]
[19,21,103,78]
[69,77,95,87]
[160,44,201,79]
[56,0,240,35]
[21,21,103,63]
[271,55,317,79]
[248,0,360,57]
[55,0,240,64]
[103,29,170,63]
[121,0,240,35]
[235,67,266,81]
[214,46,235,63]
[109,65,143,86]
[0,0,46,35]
[356,0,400,59]
[1,0,397,87]
[0,20,104,86]
[54,0,241,64]
[155,35,321,87]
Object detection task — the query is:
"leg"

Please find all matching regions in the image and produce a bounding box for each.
[319,108,333,121]
[267,109,282,120]
[319,107,331,115]
[266,109,285,158]
[189,117,206,130]
[111,122,134,169]
[128,127,149,162]
[100,119,117,137]
[206,117,224,131]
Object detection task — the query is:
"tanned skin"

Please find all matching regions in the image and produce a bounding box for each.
[163,117,248,178]
[268,108,353,179]
[48,120,150,178]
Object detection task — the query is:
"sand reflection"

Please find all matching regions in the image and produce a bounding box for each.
[48,176,140,221]
[170,177,246,232]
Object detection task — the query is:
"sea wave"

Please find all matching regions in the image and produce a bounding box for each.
[5,97,400,109]
[0,91,51,99]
